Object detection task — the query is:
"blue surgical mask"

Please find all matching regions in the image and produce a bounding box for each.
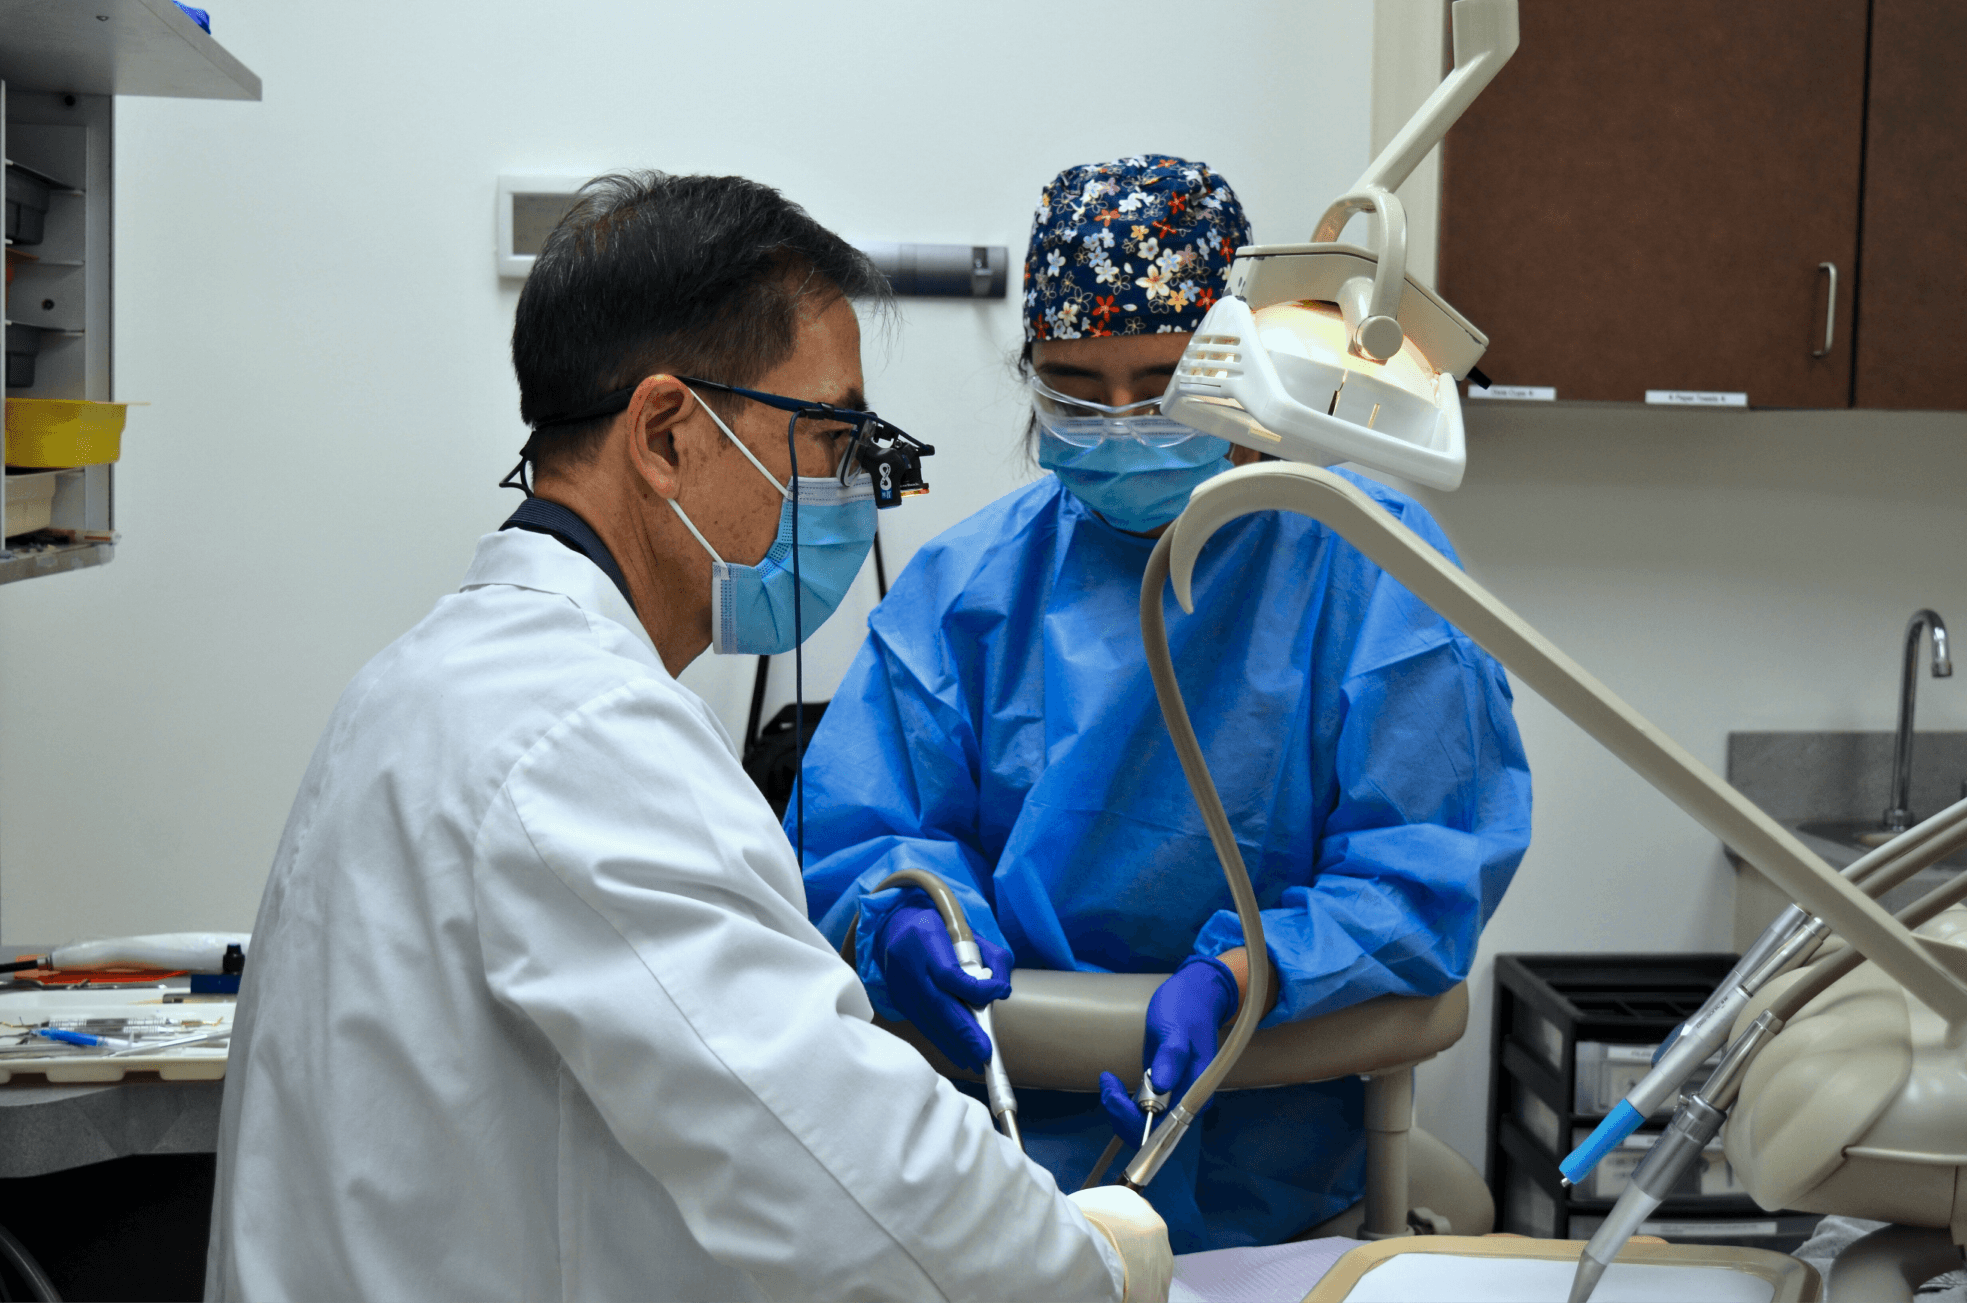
[1037,428,1233,534]
[668,397,877,655]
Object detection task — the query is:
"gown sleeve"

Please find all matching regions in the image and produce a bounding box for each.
[791,628,1011,1023]
[474,679,1121,1302]
[1193,504,1534,1027]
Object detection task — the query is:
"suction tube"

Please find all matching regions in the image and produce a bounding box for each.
[1123,536,1271,1191]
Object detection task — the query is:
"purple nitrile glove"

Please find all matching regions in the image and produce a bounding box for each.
[875,899,1014,1074]
[1100,954,1240,1144]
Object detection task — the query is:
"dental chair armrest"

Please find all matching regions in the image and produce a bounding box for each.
[876,971,1469,1091]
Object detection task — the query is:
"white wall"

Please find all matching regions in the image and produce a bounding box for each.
[3,0,1962,1183]
[0,1,1369,934]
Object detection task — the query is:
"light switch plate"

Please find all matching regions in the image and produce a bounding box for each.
[496,174,592,278]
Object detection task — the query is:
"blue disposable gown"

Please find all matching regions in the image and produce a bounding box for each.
[793,471,1532,1251]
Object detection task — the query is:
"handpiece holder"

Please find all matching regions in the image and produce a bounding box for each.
[1161,464,1967,1031]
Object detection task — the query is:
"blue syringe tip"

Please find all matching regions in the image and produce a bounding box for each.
[1560,1100,1644,1184]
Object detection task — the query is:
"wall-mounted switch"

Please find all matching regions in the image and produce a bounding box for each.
[496,175,591,278]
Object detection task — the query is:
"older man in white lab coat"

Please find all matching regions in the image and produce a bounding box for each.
[206,171,1170,1302]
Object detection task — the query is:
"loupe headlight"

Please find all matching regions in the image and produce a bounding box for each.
[846,420,935,508]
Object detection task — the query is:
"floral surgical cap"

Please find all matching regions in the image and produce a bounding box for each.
[1023,155,1252,343]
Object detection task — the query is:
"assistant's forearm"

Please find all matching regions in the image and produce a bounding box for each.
[1211,945,1281,1019]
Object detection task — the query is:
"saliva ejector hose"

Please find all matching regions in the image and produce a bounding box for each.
[1117,535,1273,1192]
[1558,795,1967,1187]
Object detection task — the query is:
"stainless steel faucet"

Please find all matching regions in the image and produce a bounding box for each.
[1884,609,1953,831]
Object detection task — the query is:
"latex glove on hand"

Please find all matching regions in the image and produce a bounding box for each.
[874,900,1014,1074]
[1100,954,1240,1145]
[1069,1186,1173,1303]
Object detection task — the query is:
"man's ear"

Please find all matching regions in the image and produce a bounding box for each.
[621,374,696,499]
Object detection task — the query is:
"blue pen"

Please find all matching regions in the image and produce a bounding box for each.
[34,1028,135,1050]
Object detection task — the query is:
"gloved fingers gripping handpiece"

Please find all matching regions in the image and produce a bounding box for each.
[1094,954,1237,1161]
[1069,1186,1174,1303]
[869,870,1022,1147]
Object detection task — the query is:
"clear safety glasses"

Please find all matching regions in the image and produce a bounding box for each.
[679,377,934,509]
[1027,374,1207,448]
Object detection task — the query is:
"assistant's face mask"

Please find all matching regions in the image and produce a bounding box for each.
[667,395,877,655]
[1029,373,1233,533]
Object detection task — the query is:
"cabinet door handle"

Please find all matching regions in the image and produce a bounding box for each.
[1811,262,1838,358]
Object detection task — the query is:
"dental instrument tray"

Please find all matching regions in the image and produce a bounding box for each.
[1490,954,1816,1252]
[0,985,232,1084]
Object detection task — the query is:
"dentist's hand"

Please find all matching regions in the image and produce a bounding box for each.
[875,900,1013,1074]
[1100,954,1241,1144]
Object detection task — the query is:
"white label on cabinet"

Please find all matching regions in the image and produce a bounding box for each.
[1468,384,1556,401]
[1645,390,1748,407]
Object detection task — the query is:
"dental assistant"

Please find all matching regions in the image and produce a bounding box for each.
[795,157,1534,1252]
[207,171,1169,1303]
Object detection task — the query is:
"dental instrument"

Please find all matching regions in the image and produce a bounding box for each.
[1568,1012,1785,1303]
[106,1029,231,1057]
[1135,1073,1171,1147]
[1559,795,1967,1186]
[1569,835,1967,1300]
[34,1027,137,1050]
[862,869,1021,1147]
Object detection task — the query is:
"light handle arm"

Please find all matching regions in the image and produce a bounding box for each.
[1354,0,1520,198]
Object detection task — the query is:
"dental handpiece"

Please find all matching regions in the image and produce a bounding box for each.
[1560,799,1967,1186]
[1568,1012,1782,1303]
[1135,1073,1172,1146]
[1559,916,1823,1185]
[954,938,1022,1150]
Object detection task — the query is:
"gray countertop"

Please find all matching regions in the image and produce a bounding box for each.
[0,956,225,1176]
[0,1077,221,1177]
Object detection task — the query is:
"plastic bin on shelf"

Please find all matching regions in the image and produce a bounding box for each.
[4,398,128,466]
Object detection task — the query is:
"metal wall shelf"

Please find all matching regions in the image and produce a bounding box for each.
[0,538,110,583]
[0,0,259,101]
[2,3,259,585]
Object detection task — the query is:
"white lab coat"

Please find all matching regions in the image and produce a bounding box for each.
[207,527,1123,1303]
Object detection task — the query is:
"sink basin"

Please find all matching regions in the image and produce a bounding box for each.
[1796,818,1967,865]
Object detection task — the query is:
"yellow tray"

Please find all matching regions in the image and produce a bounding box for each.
[5,398,130,467]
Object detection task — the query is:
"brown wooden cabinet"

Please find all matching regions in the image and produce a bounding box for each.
[1853,0,1967,410]
[1439,0,1966,411]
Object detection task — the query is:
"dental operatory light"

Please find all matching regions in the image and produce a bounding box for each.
[1162,0,1519,490]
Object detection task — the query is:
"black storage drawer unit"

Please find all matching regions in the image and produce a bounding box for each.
[1489,953,1818,1254]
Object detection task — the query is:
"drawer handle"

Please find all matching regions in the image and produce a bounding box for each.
[1811,262,1838,358]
